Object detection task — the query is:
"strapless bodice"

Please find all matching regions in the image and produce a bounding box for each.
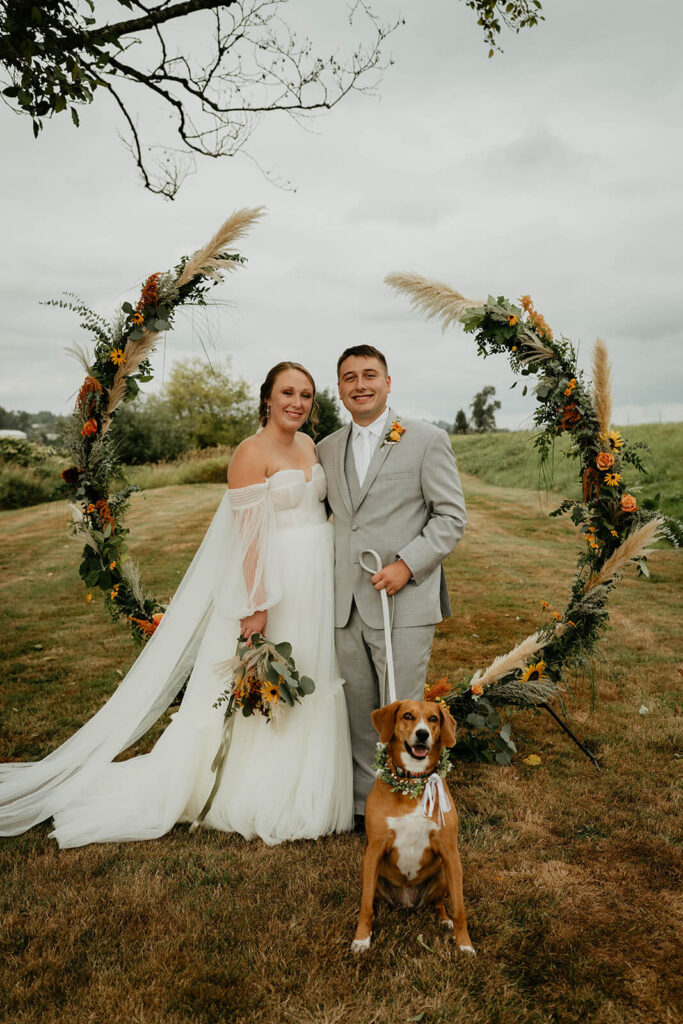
[267,463,327,529]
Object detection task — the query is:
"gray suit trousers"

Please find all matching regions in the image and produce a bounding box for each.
[335,602,435,815]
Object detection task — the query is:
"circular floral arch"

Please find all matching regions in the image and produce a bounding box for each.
[58,226,679,765]
[385,273,680,764]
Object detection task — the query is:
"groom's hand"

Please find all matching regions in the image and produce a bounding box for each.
[371,559,412,597]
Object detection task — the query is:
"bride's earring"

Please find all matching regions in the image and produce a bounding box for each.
[265,404,270,420]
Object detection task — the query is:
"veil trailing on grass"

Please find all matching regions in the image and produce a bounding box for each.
[0,483,279,838]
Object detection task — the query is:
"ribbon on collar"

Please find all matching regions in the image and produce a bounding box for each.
[419,772,452,827]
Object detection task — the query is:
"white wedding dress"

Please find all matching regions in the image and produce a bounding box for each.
[0,464,353,847]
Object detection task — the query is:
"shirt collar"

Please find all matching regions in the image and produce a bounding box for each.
[352,407,390,440]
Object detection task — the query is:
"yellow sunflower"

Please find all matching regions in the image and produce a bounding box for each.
[110,348,126,366]
[261,680,281,704]
[601,429,624,451]
[521,661,546,682]
[604,472,622,487]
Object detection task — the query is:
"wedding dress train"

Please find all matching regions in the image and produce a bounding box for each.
[0,464,353,847]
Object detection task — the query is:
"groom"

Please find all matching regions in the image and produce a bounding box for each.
[317,345,467,824]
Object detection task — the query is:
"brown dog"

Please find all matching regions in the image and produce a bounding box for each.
[351,699,474,955]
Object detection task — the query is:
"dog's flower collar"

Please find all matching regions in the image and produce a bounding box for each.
[373,742,451,798]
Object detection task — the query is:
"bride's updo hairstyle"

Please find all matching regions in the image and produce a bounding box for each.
[259,361,320,435]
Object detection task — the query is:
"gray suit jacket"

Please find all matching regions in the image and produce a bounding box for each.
[317,409,467,629]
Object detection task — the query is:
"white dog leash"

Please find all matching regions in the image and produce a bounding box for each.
[360,548,451,825]
[359,549,398,705]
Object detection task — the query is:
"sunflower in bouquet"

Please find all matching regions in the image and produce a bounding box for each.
[215,633,316,723]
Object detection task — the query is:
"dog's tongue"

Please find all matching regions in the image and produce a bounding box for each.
[412,745,429,759]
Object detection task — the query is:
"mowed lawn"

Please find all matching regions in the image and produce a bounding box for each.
[0,477,681,1024]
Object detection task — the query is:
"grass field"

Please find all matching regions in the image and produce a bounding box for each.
[451,423,683,520]
[1,476,681,1024]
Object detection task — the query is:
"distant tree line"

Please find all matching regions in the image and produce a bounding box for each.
[453,385,502,434]
[1,359,344,465]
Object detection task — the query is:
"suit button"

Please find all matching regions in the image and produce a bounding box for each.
[351,524,358,531]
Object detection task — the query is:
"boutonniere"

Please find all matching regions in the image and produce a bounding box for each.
[380,419,406,449]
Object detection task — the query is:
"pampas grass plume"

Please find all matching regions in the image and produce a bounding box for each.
[592,338,613,436]
[385,272,482,331]
[585,519,664,592]
[176,207,265,289]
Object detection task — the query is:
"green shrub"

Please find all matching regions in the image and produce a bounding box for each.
[0,437,56,467]
[0,465,57,509]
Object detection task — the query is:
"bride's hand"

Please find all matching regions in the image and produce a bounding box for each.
[240,610,268,645]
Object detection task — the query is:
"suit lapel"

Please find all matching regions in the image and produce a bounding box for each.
[355,407,396,509]
[335,423,353,515]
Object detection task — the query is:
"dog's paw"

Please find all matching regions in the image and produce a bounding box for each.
[441,919,454,930]
[458,944,476,956]
[351,935,372,953]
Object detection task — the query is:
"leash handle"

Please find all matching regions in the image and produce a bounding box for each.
[359,548,398,705]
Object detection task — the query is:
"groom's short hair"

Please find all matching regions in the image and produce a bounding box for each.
[337,345,388,378]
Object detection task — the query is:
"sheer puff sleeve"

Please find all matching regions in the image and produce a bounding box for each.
[213,482,281,620]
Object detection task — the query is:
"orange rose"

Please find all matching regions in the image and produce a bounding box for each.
[389,430,401,442]
[81,418,98,436]
[596,451,614,471]
[620,494,637,513]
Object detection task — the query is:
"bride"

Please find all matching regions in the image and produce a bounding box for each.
[0,362,353,847]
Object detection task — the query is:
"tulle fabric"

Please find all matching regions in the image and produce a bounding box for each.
[1,465,353,847]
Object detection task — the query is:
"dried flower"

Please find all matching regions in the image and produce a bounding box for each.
[560,402,582,431]
[76,376,103,411]
[61,465,81,485]
[95,499,115,528]
[519,294,533,312]
[136,272,161,311]
[424,677,451,701]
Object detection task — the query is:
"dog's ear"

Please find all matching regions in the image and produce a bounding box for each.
[439,705,457,748]
[371,701,401,744]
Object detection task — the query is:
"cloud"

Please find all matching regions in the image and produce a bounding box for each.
[0,0,681,431]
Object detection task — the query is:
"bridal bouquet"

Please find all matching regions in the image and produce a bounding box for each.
[215,633,315,723]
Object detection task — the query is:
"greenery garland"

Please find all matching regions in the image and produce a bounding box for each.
[372,743,452,798]
[56,208,264,643]
[387,275,681,765]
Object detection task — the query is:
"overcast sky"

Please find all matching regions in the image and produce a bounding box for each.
[1,0,681,429]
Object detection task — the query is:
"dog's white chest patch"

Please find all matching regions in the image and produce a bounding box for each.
[387,807,436,881]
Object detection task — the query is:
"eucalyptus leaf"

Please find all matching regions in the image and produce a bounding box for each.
[298,676,315,695]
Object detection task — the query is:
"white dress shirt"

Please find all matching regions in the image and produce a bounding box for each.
[352,408,390,487]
